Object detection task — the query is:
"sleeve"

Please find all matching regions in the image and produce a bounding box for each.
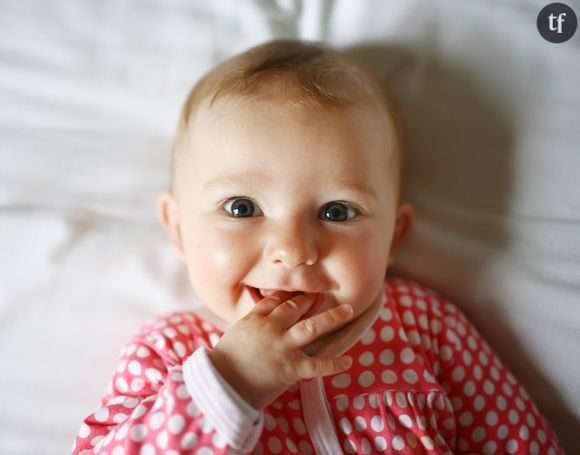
[434,299,564,454]
[71,317,263,454]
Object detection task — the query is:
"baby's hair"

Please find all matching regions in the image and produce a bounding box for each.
[171,39,404,202]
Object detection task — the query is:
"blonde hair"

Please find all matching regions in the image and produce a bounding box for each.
[171,39,403,201]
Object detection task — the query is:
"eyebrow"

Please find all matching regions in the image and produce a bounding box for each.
[203,171,378,201]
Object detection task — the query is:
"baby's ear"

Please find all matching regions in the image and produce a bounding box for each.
[387,202,416,268]
[157,191,185,261]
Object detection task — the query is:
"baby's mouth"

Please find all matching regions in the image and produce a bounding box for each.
[248,286,325,321]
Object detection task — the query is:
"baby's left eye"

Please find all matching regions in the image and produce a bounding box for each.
[320,202,358,222]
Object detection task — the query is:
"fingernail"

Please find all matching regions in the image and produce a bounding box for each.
[340,305,353,314]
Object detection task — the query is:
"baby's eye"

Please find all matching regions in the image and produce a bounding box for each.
[223,197,263,218]
[320,202,358,222]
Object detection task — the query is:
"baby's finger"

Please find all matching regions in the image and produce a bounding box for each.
[287,304,353,347]
[295,354,353,380]
[268,293,317,328]
[250,290,303,316]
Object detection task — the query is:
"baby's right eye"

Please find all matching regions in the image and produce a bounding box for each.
[223,197,263,218]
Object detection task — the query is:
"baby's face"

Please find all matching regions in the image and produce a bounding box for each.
[162,98,411,326]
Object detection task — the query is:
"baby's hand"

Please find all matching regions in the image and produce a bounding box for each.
[207,293,354,410]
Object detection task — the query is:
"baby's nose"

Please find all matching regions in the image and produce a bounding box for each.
[263,225,318,267]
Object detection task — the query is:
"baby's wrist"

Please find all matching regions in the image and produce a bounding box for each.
[207,347,264,410]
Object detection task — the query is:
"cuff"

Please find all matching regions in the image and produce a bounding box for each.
[183,346,263,452]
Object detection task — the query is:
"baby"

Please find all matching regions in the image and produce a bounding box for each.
[72,40,563,454]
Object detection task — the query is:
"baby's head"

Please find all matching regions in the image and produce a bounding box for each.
[159,39,415,326]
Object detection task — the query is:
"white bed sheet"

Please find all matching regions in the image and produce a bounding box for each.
[1,0,579,453]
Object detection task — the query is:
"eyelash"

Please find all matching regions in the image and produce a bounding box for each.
[221,197,363,222]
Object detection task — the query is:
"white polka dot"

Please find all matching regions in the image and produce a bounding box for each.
[421,436,434,450]
[503,383,514,396]
[128,360,142,376]
[115,424,129,441]
[331,373,351,388]
[79,423,90,438]
[361,328,376,345]
[484,380,495,395]
[392,435,405,450]
[131,378,145,392]
[344,439,356,454]
[335,395,348,411]
[530,441,539,455]
[380,308,393,321]
[186,402,199,417]
[474,395,486,411]
[361,437,372,454]
[156,430,168,449]
[173,342,186,358]
[497,425,508,439]
[408,330,421,345]
[359,352,374,366]
[139,443,155,455]
[163,327,177,338]
[463,350,472,365]
[115,377,128,394]
[519,425,529,440]
[506,439,518,453]
[371,415,384,432]
[353,395,365,410]
[398,414,412,428]
[293,418,306,435]
[380,326,395,342]
[149,412,164,430]
[416,416,427,430]
[486,411,498,426]
[339,418,352,434]
[381,370,397,384]
[509,410,519,424]
[111,446,125,455]
[136,347,150,358]
[464,380,476,396]
[277,417,289,433]
[167,414,185,434]
[472,427,486,443]
[440,346,453,361]
[145,368,162,384]
[94,407,110,423]
[374,436,387,450]
[538,429,547,443]
[395,392,407,408]
[130,424,147,442]
[383,391,393,406]
[176,384,189,400]
[451,366,465,382]
[497,395,507,410]
[379,349,395,365]
[268,436,282,453]
[483,441,497,454]
[358,371,375,387]
[354,416,367,431]
[264,413,276,431]
[286,437,298,453]
[403,369,418,384]
[181,432,197,450]
[459,412,473,426]
[131,404,147,420]
[400,348,415,364]
[526,413,537,428]
[430,320,442,334]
